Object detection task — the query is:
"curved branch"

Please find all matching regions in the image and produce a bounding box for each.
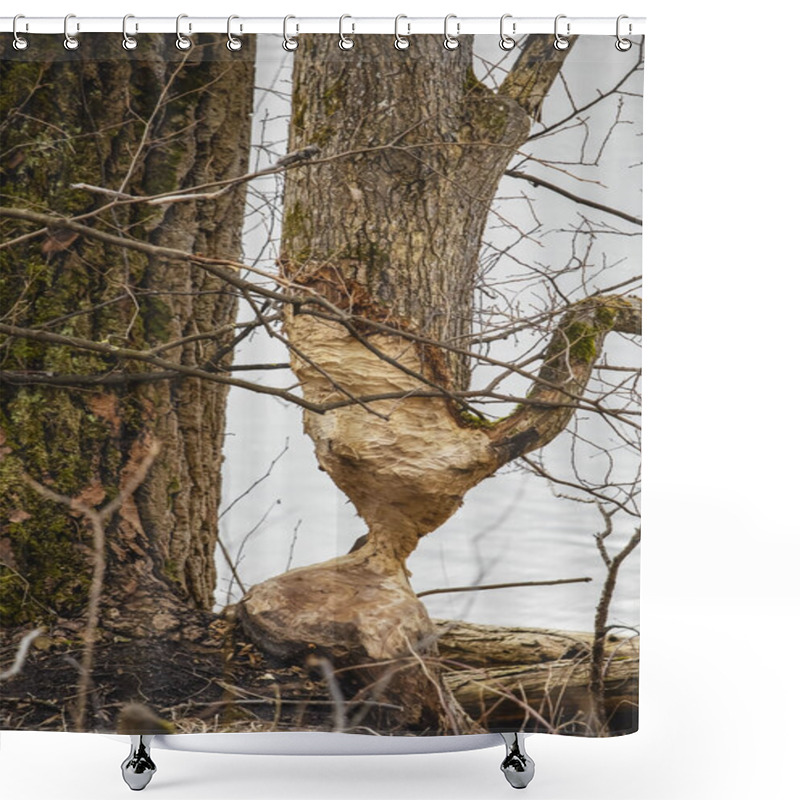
[488,295,641,466]
[497,35,573,122]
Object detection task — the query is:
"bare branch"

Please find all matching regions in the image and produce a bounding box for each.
[0,627,45,682]
[417,576,591,599]
[307,655,347,733]
[0,322,322,412]
[70,145,321,206]
[488,295,641,465]
[506,169,642,226]
[588,515,641,734]
[527,47,644,142]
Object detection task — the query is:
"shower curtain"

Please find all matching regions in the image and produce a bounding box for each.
[1,30,642,740]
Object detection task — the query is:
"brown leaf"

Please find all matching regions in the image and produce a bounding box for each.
[7,151,26,170]
[86,393,121,434]
[32,635,54,651]
[8,509,32,523]
[71,482,106,512]
[0,537,19,569]
[41,229,79,256]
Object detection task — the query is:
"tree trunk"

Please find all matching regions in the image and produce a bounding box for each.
[0,36,254,635]
[241,34,640,731]
[278,35,573,562]
[240,35,580,732]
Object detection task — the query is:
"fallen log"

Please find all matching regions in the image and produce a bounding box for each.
[432,619,638,735]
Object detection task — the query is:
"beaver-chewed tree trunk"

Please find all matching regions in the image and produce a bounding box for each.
[239,35,640,733]
[0,36,254,638]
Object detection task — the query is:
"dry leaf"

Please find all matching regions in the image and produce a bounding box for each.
[0,537,19,569]
[41,229,79,256]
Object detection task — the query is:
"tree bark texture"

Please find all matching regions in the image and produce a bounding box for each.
[0,36,254,632]
[241,35,640,733]
[279,35,574,564]
[243,34,596,733]
[435,619,638,733]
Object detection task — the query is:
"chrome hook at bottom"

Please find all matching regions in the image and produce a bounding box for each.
[499,732,535,789]
[121,735,157,791]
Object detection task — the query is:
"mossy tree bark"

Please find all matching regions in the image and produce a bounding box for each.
[0,36,254,636]
[240,35,640,733]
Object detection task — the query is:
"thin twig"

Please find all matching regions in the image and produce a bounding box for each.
[20,440,161,731]
[506,169,642,226]
[417,576,591,598]
[0,627,45,682]
[588,515,641,735]
[308,656,347,733]
[70,145,321,206]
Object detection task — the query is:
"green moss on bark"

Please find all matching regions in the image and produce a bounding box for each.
[1,35,256,626]
[564,320,598,364]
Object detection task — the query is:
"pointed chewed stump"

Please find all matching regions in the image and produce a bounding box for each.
[121,735,157,791]
[237,543,477,734]
[499,732,535,789]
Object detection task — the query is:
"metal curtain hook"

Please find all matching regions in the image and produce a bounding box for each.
[499,14,515,50]
[176,14,191,50]
[64,13,79,50]
[553,14,570,51]
[443,14,459,50]
[227,15,242,51]
[12,14,28,50]
[394,15,410,50]
[339,14,354,50]
[122,15,137,50]
[283,15,298,51]
[616,15,632,51]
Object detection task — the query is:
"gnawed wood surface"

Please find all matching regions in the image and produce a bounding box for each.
[245,34,640,734]
[279,34,574,569]
[238,546,480,734]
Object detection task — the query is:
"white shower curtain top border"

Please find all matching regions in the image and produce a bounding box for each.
[1,15,646,37]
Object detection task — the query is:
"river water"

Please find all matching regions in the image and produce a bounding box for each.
[215,35,642,636]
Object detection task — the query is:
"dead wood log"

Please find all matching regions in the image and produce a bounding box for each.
[433,619,638,735]
[432,618,637,666]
